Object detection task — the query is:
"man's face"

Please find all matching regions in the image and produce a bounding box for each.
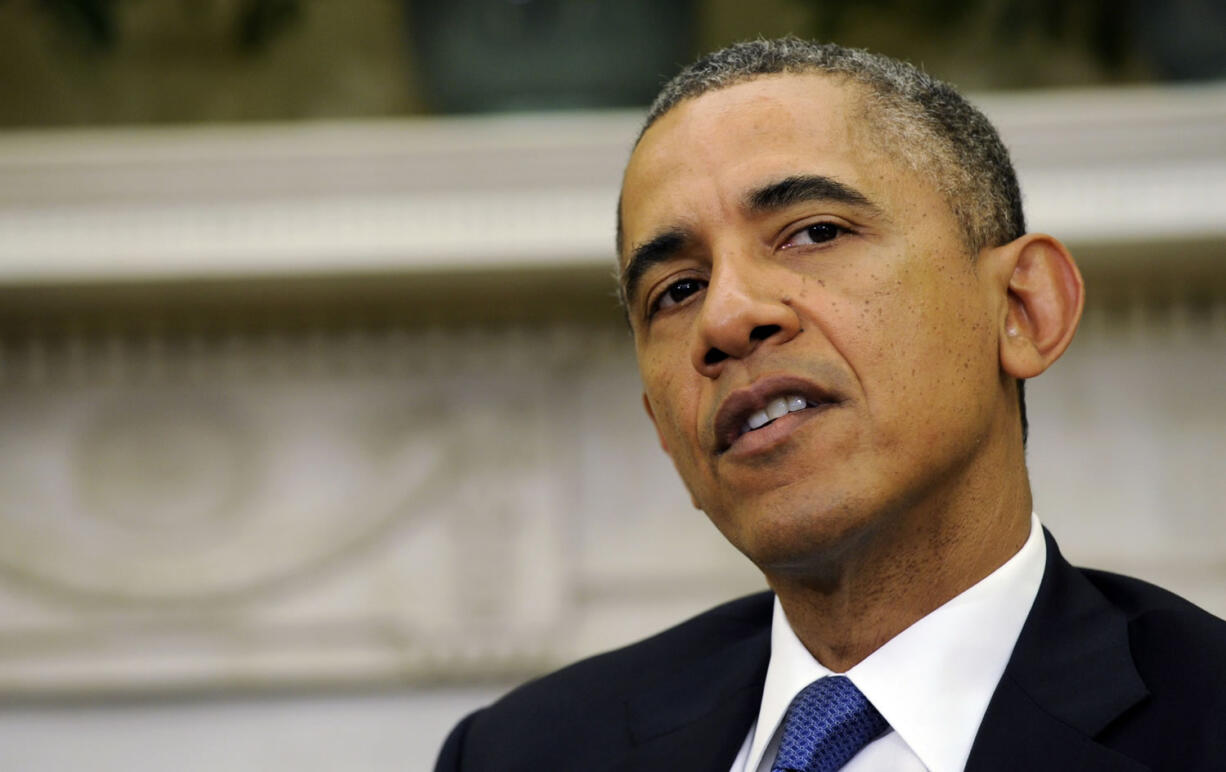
[619,74,1014,574]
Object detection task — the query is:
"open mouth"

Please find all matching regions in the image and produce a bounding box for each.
[714,377,841,454]
[741,394,817,435]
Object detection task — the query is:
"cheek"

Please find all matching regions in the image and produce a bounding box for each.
[641,365,694,440]
[880,287,1000,446]
[848,265,991,402]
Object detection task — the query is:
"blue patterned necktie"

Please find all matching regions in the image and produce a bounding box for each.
[770,675,890,772]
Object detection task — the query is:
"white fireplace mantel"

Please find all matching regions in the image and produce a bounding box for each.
[1,82,1224,287]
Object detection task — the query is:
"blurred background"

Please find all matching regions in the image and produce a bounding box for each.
[0,0,1223,769]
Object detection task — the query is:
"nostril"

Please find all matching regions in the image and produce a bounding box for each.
[750,324,781,341]
[704,347,729,366]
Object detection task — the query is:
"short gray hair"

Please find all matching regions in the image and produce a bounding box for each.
[626,37,1025,257]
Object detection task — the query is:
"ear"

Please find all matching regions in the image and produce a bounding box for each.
[642,392,670,455]
[988,233,1085,379]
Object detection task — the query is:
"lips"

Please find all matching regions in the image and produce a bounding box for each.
[713,375,843,453]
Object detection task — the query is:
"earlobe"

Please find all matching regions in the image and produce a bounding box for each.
[994,234,1085,379]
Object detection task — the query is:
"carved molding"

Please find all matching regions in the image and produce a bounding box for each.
[0,324,659,694]
[0,312,1221,696]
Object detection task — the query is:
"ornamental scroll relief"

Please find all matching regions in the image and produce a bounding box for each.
[0,323,747,696]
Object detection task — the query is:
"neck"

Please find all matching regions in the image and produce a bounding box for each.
[765,459,1033,673]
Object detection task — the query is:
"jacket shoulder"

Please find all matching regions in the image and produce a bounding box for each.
[437,591,773,770]
[1083,568,1226,651]
[488,590,771,713]
[1082,567,1224,620]
[1080,566,1226,664]
[1080,567,1226,761]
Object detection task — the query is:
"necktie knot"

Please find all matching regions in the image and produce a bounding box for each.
[771,675,889,772]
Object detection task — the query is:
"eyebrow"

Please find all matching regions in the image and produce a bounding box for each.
[620,228,691,308]
[745,174,880,214]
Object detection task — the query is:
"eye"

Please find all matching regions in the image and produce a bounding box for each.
[782,221,849,248]
[651,277,706,315]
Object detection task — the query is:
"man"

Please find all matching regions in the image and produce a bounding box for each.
[436,38,1226,771]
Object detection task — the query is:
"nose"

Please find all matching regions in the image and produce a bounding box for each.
[690,257,801,377]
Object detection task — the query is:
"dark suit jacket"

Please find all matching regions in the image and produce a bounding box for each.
[435,531,1226,770]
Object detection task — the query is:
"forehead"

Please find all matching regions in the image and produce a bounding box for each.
[633,73,865,167]
[620,74,901,259]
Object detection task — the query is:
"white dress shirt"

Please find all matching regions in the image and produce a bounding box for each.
[729,513,1046,772]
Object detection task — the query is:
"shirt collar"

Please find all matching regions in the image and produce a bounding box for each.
[744,514,1047,772]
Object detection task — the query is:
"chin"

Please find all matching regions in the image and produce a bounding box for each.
[713,493,878,576]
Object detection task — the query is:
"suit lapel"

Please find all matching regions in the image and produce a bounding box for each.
[610,619,771,772]
[966,530,1150,771]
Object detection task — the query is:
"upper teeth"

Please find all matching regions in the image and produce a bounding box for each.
[744,395,810,432]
